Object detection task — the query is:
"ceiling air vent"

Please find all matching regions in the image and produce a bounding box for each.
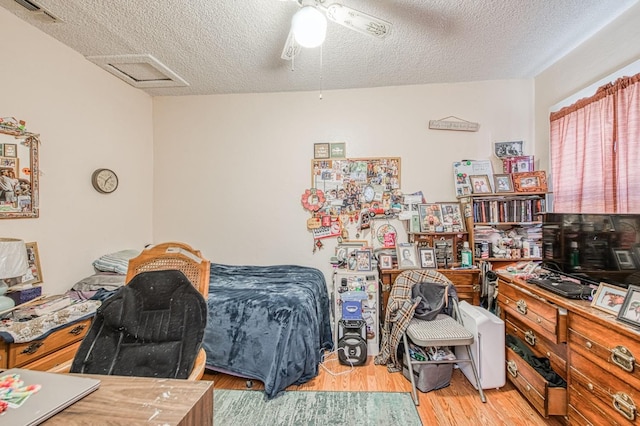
[13,0,60,22]
[86,54,189,89]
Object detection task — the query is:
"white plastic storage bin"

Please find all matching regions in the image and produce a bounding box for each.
[455,301,506,389]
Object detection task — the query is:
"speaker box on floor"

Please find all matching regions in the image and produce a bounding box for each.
[337,319,367,366]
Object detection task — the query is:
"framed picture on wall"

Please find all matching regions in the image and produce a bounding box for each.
[3,143,17,158]
[355,250,372,271]
[313,143,330,159]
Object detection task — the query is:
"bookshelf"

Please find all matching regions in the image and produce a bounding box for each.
[460,192,547,264]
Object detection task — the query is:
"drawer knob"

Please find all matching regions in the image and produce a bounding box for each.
[613,392,636,421]
[69,324,86,335]
[21,342,43,355]
[516,299,528,315]
[507,360,518,378]
[524,330,537,346]
[611,345,635,373]
[588,383,594,391]
[585,341,592,349]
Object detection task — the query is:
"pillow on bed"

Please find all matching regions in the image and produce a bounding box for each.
[72,272,128,291]
[92,249,140,275]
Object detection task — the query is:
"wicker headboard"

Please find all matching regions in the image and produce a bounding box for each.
[125,242,211,298]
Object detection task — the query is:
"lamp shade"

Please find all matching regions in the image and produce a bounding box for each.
[0,238,28,280]
[291,6,327,48]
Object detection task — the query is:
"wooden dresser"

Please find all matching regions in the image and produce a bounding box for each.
[0,318,91,371]
[377,266,480,322]
[498,272,640,424]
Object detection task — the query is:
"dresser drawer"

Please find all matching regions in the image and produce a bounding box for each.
[499,282,566,344]
[506,317,567,380]
[567,404,596,426]
[569,312,640,389]
[571,350,640,425]
[8,319,91,367]
[22,341,81,371]
[506,346,567,417]
[440,270,479,305]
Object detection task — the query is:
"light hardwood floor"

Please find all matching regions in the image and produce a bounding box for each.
[204,356,563,425]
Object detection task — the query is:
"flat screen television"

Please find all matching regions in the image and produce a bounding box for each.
[541,213,640,288]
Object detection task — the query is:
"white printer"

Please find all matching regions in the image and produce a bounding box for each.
[455,301,506,390]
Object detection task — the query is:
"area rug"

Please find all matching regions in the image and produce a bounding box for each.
[214,389,422,425]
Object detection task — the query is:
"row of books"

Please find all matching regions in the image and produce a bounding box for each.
[473,198,546,223]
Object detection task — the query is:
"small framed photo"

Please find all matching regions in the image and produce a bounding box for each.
[469,175,493,194]
[330,142,346,158]
[379,254,393,270]
[617,285,640,327]
[591,282,627,315]
[3,143,17,158]
[22,241,43,285]
[419,247,437,269]
[494,141,524,158]
[313,143,330,159]
[612,248,637,270]
[397,242,417,269]
[418,203,444,232]
[493,174,514,193]
[512,171,548,193]
[439,202,465,232]
[355,250,372,271]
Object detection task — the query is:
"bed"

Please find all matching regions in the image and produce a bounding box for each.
[69,242,333,399]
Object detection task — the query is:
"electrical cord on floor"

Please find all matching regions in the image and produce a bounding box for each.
[319,348,355,376]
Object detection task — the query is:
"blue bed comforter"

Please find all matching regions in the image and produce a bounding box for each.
[202,263,333,398]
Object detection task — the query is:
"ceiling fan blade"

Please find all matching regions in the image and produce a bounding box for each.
[281,30,301,61]
[324,4,392,39]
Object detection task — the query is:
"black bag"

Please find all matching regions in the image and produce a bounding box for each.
[411,281,450,321]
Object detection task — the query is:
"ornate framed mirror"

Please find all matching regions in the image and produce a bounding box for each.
[0,117,39,219]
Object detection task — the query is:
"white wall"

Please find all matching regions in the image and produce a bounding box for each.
[153,79,534,283]
[534,1,640,172]
[0,8,154,295]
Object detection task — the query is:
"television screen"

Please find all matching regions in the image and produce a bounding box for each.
[542,213,640,288]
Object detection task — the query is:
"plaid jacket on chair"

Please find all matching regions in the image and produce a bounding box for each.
[374,269,453,372]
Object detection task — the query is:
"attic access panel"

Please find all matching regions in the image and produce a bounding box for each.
[86,54,188,89]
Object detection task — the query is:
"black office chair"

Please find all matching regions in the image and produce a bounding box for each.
[69,269,207,379]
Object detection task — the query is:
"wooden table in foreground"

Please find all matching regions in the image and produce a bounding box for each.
[42,374,214,426]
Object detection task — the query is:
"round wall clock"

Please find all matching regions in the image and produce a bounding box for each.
[91,168,119,194]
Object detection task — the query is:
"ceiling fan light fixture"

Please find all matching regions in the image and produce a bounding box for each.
[291,6,327,48]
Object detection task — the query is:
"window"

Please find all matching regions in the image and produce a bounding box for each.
[549,72,640,213]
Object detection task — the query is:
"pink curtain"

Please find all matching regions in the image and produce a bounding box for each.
[550,95,615,212]
[615,75,640,213]
[550,73,640,213]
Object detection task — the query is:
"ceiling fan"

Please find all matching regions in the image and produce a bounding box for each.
[280,0,392,61]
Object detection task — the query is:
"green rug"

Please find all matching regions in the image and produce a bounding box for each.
[214,389,422,425]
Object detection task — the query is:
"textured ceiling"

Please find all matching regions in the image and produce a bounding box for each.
[1,0,637,96]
